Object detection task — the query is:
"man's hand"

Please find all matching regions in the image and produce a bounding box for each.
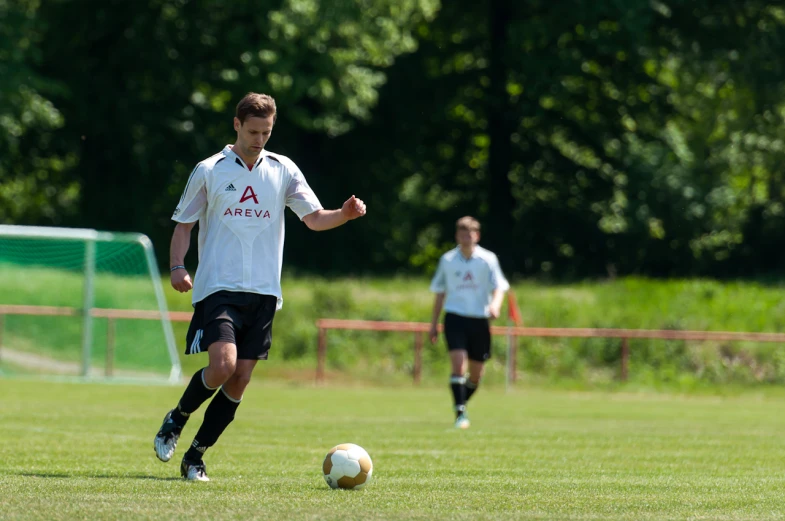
[429,324,439,344]
[489,302,501,320]
[341,195,366,220]
[171,268,193,293]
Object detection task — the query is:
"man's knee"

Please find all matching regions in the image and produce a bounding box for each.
[222,371,252,400]
[450,349,468,368]
[231,370,253,389]
[212,357,237,377]
[224,360,256,395]
[206,342,238,384]
[468,360,485,382]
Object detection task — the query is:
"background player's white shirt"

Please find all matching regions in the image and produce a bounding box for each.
[429,246,510,318]
[172,145,323,309]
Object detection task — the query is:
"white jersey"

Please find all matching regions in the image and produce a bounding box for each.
[429,246,510,318]
[172,145,323,309]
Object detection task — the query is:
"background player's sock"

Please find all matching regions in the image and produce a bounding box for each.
[465,379,479,402]
[450,374,466,418]
[184,387,241,461]
[171,368,218,427]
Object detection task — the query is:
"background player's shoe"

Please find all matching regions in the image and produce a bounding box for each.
[154,409,182,462]
[180,457,209,481]
[454,413,471,429]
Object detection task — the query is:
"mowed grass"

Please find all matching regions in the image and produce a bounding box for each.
[2,379,785,520]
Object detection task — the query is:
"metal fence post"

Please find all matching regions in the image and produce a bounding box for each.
[621,337,629,381]
[510,330,517,383]
[0,314,4,372]
[105,318,115,377]
[506,328,519,390]
[317,327,327,384]
[413,331,423,385]
[81,239,96,377]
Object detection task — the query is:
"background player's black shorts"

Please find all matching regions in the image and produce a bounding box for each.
[185,291,278,360]
[444,312,492,362]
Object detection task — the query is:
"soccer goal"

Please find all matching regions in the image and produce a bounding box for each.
[0,225,182,384]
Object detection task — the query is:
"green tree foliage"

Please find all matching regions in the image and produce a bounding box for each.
[332,0,785,277]
[0,0,77,224]
[28,0,436,246]
[4,0,785,277]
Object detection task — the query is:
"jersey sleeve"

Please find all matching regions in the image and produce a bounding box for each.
[429,257,447,293]
[285,165,323,220]
[172,164,208,223]
[489,254,510,292]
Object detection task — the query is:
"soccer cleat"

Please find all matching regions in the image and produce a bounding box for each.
[154,409,183,462]
[454,413,471,429]
[180,457,210,481]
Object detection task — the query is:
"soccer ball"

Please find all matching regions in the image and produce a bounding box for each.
[322,443,373,490]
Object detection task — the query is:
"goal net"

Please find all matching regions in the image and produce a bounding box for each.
[0,225,182,384]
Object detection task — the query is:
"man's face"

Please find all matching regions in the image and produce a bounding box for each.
[233,115,274,158]
[456,228,479,248]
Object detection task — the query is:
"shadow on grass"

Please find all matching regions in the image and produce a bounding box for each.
[313,485,371,492]
[18,472,182,481]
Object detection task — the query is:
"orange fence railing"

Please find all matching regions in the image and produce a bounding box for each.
[315,318,785,385]
[0,304,193,377]
[3,304,785,385]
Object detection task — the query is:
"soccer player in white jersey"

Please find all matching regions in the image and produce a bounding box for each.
[154,93,366,481]
[429,216,509,429]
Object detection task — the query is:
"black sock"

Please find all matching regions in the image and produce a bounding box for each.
[465,379,479,402]
[171,368,218,427]
[184,387,241,462]
[450,375,466,418]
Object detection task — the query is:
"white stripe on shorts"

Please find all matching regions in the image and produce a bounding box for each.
[190,329,203,354]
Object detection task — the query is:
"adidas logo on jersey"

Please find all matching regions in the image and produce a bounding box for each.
[225,184,236,192]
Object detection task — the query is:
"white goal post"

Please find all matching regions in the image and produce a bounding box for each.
[0,225,182,384]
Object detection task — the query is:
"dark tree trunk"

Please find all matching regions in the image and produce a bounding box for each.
[484,0,517,269]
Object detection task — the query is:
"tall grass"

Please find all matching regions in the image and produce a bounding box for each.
[2,264,785,387]
[0,264,171,376]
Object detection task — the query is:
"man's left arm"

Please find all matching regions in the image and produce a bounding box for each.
[488,255,509,319]
[303,195,366,231]
[489,289,505,319]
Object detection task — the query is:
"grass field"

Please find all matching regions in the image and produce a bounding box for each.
[2,379,785,520]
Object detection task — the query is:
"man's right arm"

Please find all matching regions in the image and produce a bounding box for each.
[429,293,445,344]
[170,162,207,293]
[170,222,196,293]
[428,257,447,343]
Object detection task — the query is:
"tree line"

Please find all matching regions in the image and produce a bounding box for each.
[2,0,785,278]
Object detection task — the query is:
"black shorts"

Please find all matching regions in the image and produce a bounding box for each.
[444,312,492,362]
[185,291,278,360]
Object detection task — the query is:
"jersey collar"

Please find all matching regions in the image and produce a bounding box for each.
[222,145,266,169]
[455,246,478,262]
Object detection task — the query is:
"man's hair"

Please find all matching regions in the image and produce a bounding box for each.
[236,93,277,124]
[456,216,481,232]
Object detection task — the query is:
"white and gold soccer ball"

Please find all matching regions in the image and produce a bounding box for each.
[322,443,373,490]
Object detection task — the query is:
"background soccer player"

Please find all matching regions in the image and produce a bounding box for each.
[428,216,509,429]
[154,92,367,481]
